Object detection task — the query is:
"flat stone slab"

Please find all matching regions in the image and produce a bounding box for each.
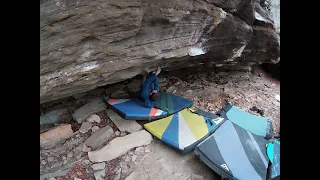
[72,99,106,123]
[84,125,114,150]
[107,109,142,133]
[40,109,67,125]
[88,130,152,162]
[40,124,74,149]
[79,122,92,133]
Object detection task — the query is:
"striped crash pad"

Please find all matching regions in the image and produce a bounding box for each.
[144,108,224,153]
[195,120,269,180]
[154,91,194,114]
[218,103,273,139]
[105,92,193,120]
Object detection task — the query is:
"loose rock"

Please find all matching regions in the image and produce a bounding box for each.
[83,144,92,152]
[131,155,137,162]
[83,159,90,165]
[107,109,142,133]
[186,90,193,94]
[41,160,47,165]
[67,152,73,158]
[40,109,67,126]
[144,148,150,153]
[166,86,174,93]
[91,162,106,170]
[79,122,92,133]
[40,124,74,149]
[85,125,114,150]
[72,99,106,123]
[91,126,100,133]
[275,94,280,102]
[115,131,120,136]
[94,170,106,180]
[88,130,153,162]
[87,114,101,123]
[74,177,82,180]
[134,147,144,154]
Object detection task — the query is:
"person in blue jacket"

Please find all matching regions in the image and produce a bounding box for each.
[140,67,161,108]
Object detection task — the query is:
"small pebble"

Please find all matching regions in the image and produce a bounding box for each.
[94,170,106,180]
[144,148,150,153]
[91,162,106,170]
[115,131,120,136]
[186,90,193,94]
[83,159,90,165]
[131,155,137,162]
[135,147,144,154]
[79,122,92,133]
[47,157,54,162]
[76,154,82,160]
[91,126,99,133]
[67,152,73,158]
[41,160,46,165]
[83,145,91,152]
[87,114,101,123]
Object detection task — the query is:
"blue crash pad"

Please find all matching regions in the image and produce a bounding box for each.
[105,92,193,120]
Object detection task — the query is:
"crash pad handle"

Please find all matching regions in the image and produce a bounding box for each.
[205,118,214,126]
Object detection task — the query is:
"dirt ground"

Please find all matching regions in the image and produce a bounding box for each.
[40,66,280,180]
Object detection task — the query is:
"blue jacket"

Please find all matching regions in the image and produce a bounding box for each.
[140,73,159,108]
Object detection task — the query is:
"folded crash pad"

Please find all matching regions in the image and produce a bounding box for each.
[195,120,269,180]
[217,103,273,139]
[144,108,224,153]
[154,92,194,114]
[267,140,280,179]
[105,92,193,120]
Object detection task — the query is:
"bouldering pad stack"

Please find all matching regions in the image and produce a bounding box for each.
[104,92,280,179]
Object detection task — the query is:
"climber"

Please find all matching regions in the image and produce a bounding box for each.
[140,67,161,108]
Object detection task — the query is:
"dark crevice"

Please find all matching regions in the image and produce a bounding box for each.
[261,62,280,81]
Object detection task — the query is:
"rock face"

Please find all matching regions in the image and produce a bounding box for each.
[40,0,280,103]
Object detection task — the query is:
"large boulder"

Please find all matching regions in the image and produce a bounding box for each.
[40,0,280,103]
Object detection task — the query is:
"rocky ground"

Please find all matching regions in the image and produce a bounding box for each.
[40,66,280,180]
